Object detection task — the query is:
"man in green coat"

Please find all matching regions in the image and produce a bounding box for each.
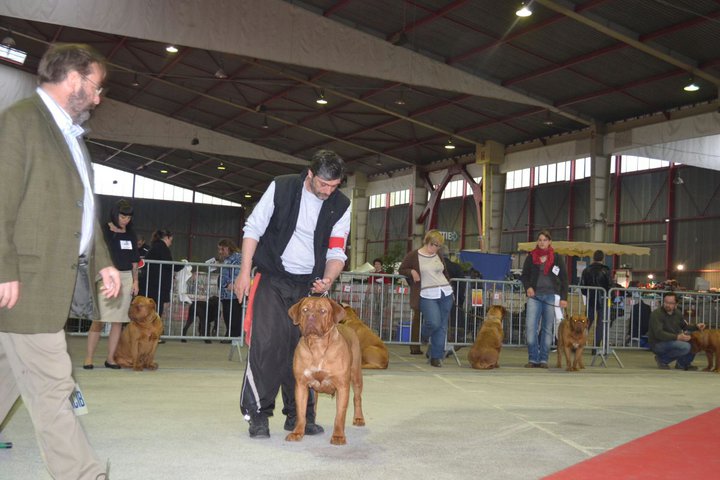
[0,44,120,480]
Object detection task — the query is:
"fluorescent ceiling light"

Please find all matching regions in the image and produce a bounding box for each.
[0,44,27,65]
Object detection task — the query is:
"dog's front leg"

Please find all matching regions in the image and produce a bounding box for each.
[286,381,308,442]
[331,381,350,445]
[130,334,143,371]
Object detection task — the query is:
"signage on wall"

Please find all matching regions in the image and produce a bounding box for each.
[439,231,459,242]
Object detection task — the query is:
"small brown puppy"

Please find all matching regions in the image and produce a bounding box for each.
[557,315,588,372]
[468,305,506,370]
[287,297,365,445]
[340,305,389,369]
[115,296,164,371]
[689,329,720,372]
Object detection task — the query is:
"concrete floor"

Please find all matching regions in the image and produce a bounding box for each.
[1,337,717,479]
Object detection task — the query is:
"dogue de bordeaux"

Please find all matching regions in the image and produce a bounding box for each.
[468,305,506,370]
[286,296,365,445]
[557,314,589,372]
[340,304,389,369]
[689,329,720,373]
[115,296,164,371]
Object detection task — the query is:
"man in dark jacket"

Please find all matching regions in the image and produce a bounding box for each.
[648,292,704,370]
[234,150,351,439]
[580,250,611,353]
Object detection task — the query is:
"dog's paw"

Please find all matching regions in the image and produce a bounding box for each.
[133,365,143,372]
[353,417,365,427]
[285,432,304,442]
[566,366,574,372]
[148,363,158,370]
[330,435,347,445]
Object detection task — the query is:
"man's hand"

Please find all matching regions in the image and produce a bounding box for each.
[677,332,691,342]
[526,287,535,298]
[311,277,332,294]
[99,267,121,298]
[0,281,20,309]
[234,271,251,300]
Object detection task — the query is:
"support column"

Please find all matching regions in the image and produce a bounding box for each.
[476,141,506,253]
[411,167,428,250]
[589,124,610,242]
[344,172,368,270]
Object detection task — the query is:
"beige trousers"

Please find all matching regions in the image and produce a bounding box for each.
[0,331,106,480]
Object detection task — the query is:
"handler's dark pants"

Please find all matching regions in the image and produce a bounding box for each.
[240,274,316,419]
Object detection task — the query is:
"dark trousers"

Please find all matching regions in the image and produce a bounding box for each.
[221,298,243,338]
[240,274,316,419]
[587,293,604,347]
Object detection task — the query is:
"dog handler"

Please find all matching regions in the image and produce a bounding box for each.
[0,43,120,479]
[234,149,351,438]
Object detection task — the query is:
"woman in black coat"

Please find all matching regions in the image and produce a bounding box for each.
[141,229,183,316]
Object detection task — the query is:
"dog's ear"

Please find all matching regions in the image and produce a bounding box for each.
[148,297,157,311]
[329,298,346,324]
[288,300,304,325]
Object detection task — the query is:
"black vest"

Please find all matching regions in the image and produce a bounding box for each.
[252,172,350,281]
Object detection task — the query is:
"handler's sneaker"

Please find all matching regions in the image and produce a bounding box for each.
[284,416,325,435]
[654,355,670,370]
[247,414,270,439]
[675,364,698,371]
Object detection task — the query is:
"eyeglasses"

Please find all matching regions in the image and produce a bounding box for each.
[80,74,104,96]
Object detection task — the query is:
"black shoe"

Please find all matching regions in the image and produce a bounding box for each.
[676,364,698,371]
[180,339,187,343]
[83,364,94,370]
[248,415,270,439]
[654,356,670,370]
[409,346,423,355]
[220,339,231,344]
[204,340,212,344]
[104,361,121,370]
[430,358,442,367]
[158,339,166,344]
[284,416,325,435]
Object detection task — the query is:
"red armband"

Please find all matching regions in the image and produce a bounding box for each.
[328,236,345,249]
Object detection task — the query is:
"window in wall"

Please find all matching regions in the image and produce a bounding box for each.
[465,176,482,195]
[505,168,531,190]
[534,160,571,185]
[92,163,241,207]
[389,189,409,206]
[369,193,388,209]
[575,157,590,180]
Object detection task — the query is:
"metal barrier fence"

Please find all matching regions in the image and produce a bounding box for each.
[67,262,720,367]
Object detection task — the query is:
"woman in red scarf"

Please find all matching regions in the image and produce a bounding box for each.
[520,230,568,368]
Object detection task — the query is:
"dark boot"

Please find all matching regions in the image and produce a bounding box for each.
[247,413,270,439]
[409,345,423,355]
[284,389,324,435]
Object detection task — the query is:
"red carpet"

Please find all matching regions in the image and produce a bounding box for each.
[545,408,720,479]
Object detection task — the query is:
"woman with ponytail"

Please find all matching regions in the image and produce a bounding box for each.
[520,230,568,368]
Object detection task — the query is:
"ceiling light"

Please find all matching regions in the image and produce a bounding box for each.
[444,138,456,150]
[165,45,179,53]
[516,2,533,17]
[261,116,269,129]
[217,163,226,171]
[375,155,382,167]
[673,175,684,185]
[131,73,140,87]
[677,264,685,271]
[647,274,654,280]
[0,32,26,65]
[160,168,169,174]
[316,89,328,105]
[542,111,554,126]
[244,192,252,199]
[394,90,406,105]
[683,77,699,92]
[191,136,199,146]
[214,68,228,79]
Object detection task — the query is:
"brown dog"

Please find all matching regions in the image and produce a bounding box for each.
[689,329,720,372]
[286,297,365,445]
[468,305,506,369]
[340,305,389,369]
[115,296,164,371]
[557,315,588,371]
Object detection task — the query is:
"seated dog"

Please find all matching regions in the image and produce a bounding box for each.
[340,305,389,369]
[286,297,365,445]
[115,296,164,371]
[468,305,506,370]
[557,315,589,372]
[689,329,720,372]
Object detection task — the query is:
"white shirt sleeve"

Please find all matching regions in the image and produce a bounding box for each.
[243,181,276,241]
[326,205,351,263]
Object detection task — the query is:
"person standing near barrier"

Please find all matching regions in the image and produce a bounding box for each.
[648,291,704,370]
[399,230,453,367]
[520,230,568,368]
[141,229,183,317]
[580,250,611,354]
[234,149,351,438]
[84,199,140,369]
[0,43,120,479]
[217,239,242,342]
